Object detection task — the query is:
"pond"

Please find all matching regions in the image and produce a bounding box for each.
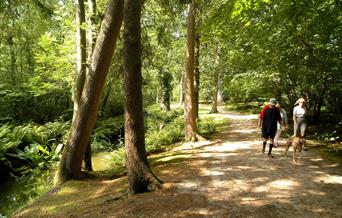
[0,168,54,217]
[0,152,111,217]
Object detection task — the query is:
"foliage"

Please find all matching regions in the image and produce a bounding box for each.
[312,118,342,155]
[91,116,124,152]
[0,121,69,177]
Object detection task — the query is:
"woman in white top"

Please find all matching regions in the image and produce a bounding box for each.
[293,97,307,150]
[274,102,288,147]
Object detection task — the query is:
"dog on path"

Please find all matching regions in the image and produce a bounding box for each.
[285,135,305,163]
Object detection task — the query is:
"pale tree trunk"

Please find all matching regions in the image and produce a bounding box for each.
[87,0,97,61]
[179,75,184,105]
[74,0,87,110]
[74,0,93,172]
[83,0,97,172]
[194,34,200,118]
[210,69,219,113]
[55,0,124,185]
[184,1,198,141]
[123,0,161,194]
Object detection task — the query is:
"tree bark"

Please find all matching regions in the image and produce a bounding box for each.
[74,0,94,172]
[74,0,87,109]
[160,70,171,111]
[87,0,97,62]
[194,34,200,118]
[123,0,161,194]
[83,0,97,171]
[211,70,219,113]
[184,1,198,142]
[55,0,124,185]
[8,34,16,85]
[179,74,184,105]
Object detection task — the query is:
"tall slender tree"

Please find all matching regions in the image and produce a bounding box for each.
[184,1,198,141]
[83,0,97,172]
[123,0,162,193]
[55,0,124,185]
[73,0,94,171]
[194,34,200,118]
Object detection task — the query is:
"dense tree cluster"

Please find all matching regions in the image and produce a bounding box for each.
[0,0,341,198]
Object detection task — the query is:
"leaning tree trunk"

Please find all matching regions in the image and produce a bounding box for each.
[55,0,124,185]
[73,0,94,172]
[123,0,161,194]
[184,1,198,142]
[83,0,97,172]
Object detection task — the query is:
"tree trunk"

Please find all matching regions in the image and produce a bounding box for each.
[123,0,161,194]
[211,70,219,113]
[184,1,198,142]
[160,71,171,111]
[99,79,112,117]
[55,0,124,185]
[194,34,200,118]
[179,74,184,105]
[87,0,97,62]
[74,0,87,109]
[8,34,16,85]
[74,0,94,172]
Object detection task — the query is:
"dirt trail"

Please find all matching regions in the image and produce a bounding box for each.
[15,110,342,217]
[108,110,342,218]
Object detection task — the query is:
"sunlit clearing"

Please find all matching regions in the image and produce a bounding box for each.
[310,158,324,162]
[178,180,201,189]
[158,154,190,162]
[201,168,225,176]
[59,186,78,195]
[204,140,259,152]
[240,197,265,206]
[314,175,342,184]
[268,179,300,189]
[175,140,215,150]
[201,153,239,158]
[307,190,325,196]
[216,114,258,120]
[254,179,299,193]
[312,208,325,213]
[231,129,257,133]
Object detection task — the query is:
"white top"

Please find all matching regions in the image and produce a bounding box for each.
[277,108,287,129]
[293,105,306,118]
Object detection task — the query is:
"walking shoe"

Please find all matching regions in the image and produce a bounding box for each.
[262,147,265,153]
[268,153,274,158]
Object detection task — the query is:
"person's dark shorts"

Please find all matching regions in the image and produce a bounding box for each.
[262,128,276,139]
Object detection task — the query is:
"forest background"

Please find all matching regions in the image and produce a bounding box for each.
[0,0,341,216]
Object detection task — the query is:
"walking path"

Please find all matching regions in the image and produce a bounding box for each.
[15,109,342,217]
[111,110,342,217]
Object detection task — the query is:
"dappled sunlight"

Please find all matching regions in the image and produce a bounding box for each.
[204,140,259,152]
[157,154,191,163]
[58,186,79,196]
[310,157,324,162]
[307,190,326,196]
[177,179,202,189]
[231,129,257,133]
[313,174,342,184]
[268,179,300,189]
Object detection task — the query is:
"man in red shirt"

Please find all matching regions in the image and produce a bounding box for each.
[257,98,282,158]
